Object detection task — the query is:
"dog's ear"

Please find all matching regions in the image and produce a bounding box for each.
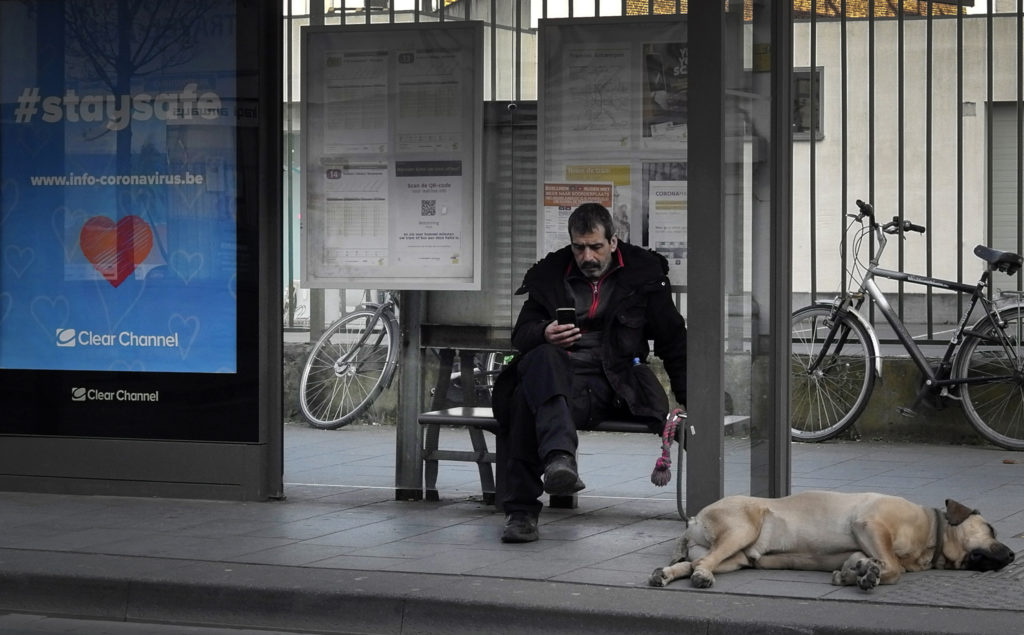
[944,499,979,526]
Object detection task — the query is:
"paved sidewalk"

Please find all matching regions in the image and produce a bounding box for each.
[0,422,1022,634]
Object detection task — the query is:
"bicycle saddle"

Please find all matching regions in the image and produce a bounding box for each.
[974,245,1024,275]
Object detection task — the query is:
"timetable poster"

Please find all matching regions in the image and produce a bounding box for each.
[302,23,482,289]
[0,0,241,375]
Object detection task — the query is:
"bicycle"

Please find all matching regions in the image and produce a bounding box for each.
[299,290,401,429]
[298,289,507,429]
[790,199,1024,450]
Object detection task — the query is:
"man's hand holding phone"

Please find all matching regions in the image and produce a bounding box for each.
[547,307,580,348]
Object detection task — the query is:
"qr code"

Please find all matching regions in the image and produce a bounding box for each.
[421,199,437,216]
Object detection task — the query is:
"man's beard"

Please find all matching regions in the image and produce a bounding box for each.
[581,262,603,279]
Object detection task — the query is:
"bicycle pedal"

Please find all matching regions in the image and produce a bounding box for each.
[896,406,918,418]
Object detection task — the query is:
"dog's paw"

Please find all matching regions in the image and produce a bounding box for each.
[830,570,843,586]
[691,567,715,589]
[856,559,881,591]
[648,567,670,587]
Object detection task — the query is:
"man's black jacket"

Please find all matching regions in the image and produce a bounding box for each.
[492,241,687,429]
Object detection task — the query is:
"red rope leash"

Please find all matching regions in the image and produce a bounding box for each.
[650,408,686,487]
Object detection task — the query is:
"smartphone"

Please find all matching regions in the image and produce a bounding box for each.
[556,307,576,326]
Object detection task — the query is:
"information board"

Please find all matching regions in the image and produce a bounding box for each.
[301,22,482,290]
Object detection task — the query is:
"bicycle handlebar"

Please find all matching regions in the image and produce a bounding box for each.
[855,199,874,217]
[851,200,926,235]
[893,218,926,234]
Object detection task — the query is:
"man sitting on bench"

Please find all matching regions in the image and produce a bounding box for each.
[492,203,688,543]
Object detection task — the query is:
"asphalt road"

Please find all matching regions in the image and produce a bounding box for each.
[0,613,335,635]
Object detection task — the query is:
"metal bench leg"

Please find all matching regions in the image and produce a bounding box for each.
[422,349,456,502]
[495,427,507,512]
[423,423,441,502]
[548,453,579,509]
[468,427,496,505]
[548,494,578,509]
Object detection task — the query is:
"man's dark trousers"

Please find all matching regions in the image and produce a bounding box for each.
[499,344,631,516]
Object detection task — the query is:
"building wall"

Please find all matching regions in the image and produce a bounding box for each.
[792,16,1020,298]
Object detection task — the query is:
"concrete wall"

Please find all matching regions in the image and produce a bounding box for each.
[283,342,986,445]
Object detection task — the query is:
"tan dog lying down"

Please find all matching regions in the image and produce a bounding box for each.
[649,491,1015,590]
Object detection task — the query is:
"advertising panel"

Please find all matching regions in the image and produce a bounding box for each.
[0,0,264,441]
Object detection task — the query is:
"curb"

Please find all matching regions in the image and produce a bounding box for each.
[0,549,1020,634]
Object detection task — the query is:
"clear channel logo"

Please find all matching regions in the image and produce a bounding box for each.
[56,327,180,348]
[71,386,160,403]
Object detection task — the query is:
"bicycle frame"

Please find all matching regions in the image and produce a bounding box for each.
[857,267,989,391]
[341,291,395,363]
[829,221,1017,395]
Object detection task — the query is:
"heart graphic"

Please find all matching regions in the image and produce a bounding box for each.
[79,215,154,287]
[30,295,70,337]
[169,313,200,360]
[4,245,35,278]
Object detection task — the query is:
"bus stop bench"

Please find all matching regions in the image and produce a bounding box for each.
[419,406,707,517]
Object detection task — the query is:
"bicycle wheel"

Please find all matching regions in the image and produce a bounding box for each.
[790,305,876,442]
[953,305,1024,450]
[481,352,508,391]
[299,309,398,430]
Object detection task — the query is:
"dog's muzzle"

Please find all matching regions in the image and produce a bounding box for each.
[965,544,1015,572]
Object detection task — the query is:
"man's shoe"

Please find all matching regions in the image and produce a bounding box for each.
[501,511,539,543]
[543,451,586,495]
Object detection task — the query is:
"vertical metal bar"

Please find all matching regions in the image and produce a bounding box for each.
[260,0,285,501]
[867,0,876,326]
[395,291,425,501]
[1018,1,1023,292]
[515,0,522,101]
[686,0,725,517]
[308,1,325,340]
[986,5,994,288]
[983,5,991,272]
[286,2,296,330]
[897,1,905,321]
[925,0,933,338]
[489,0,496,99]
[840,0,848,297]
[809,0,818,302]
[957,2,964,314]
[770,0,793,500]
